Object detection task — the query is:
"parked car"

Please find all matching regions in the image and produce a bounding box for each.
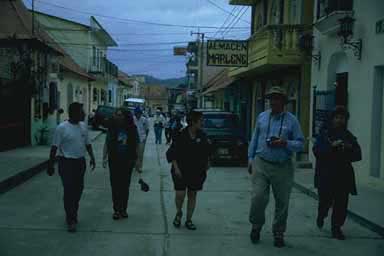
[202,111,247,164]
[92,105,116,129]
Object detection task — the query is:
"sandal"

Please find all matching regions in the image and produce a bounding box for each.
[185,220,196,230]
[173,211,183,228]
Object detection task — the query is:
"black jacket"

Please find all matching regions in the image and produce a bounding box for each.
[166,127,212,177]
[313,128,362,195]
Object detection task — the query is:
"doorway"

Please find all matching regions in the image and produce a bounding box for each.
[371,67,384,179]
[335,72,348,107]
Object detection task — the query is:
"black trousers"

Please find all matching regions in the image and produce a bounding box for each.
[58,157,86,224]
[318,188,349,229]
[108,158,135,212]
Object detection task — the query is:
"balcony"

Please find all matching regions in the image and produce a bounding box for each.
[315,0,353,35]
[89,57,118,78]
[229,0,256,5]
[229,25,308,77]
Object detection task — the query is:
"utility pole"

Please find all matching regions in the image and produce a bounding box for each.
[191,30,205,108]
[32,0,35,36]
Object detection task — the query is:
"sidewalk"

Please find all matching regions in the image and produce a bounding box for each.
[0,129,103,194]
[294,167,384,237]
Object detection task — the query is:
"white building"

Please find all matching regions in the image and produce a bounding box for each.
[310,0,384,185]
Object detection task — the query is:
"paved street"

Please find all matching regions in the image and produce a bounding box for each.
[0,131,383,256]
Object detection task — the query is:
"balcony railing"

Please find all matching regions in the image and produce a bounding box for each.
[89,57,118,77]
[229,24,308,77]
[317,0,353,20]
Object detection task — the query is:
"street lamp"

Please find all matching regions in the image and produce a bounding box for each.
[337,16,362,60]
[299,33,321,70]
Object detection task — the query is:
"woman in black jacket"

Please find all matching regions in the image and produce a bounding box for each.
[167,111,211,230]
[313,106,362,240]
[103,108,139,220]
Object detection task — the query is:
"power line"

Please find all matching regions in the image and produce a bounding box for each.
[223,7,250,36]
[206,0,250,25]
[220,7,245,36]
[50,41,190,47]
[213,6,238,38]
[34,0,250,30]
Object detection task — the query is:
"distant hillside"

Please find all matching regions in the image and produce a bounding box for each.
[136,75,186,88]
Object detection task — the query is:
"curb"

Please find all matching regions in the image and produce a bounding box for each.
[294,182,384,238]
[0,131,104,195]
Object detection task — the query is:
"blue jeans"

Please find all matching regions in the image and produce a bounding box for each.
[154,126,163,144]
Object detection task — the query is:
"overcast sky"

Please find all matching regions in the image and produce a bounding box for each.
[24,0,251,79]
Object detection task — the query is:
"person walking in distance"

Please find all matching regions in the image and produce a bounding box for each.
[166,111,211,230]
[47,102,96,233]
[133,107,149,173]
[103,108,139,220]
[313,106,361,240]
[153,109,165,144]
[248,87,304,247]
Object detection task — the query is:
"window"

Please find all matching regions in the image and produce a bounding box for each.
[263,0,268,25]
[108,89,112,103]
[100,89,106,102]
[49,82,58,111]
[93,88,98,102]
[92,46,96,65]
[290,0,302,24]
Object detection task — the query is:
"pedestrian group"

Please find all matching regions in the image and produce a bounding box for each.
[48,86,361,248]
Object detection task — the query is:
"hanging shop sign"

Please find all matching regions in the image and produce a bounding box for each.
[206,40,248,67]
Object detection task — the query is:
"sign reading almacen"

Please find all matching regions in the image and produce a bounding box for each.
[207,40,248,67]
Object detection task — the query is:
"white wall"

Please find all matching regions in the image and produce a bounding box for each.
[310,0,384,183]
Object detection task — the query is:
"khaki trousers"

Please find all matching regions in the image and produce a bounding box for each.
[249,156,294,234]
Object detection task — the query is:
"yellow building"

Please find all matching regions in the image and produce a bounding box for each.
[229,0,314,158]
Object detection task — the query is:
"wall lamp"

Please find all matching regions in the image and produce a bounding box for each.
[337,16,362,60]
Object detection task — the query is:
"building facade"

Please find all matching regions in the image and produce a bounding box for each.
[229,0,314,158]
[34,12,118,114]
[310,0,384,184]
[0,0,65,150]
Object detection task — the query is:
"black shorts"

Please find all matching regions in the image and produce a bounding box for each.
[171,169,206,191]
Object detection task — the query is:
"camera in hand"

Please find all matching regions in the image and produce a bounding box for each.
[266,136,280,147]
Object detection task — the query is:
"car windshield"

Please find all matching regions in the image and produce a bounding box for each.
[98,107,115,115]
[203,114,239,129]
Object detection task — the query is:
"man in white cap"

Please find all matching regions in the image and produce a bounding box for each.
[248,86,304,248]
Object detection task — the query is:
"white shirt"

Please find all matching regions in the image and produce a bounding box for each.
[134,116,149,143]
[52,121,90,159]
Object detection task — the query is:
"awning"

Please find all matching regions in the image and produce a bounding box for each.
[202,69,235,95]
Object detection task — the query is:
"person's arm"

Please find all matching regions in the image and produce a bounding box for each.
[47,126,62,176]
[285,117,305,153]
[86,144,96,171]
[344,134,362,162]
[84,126,96,170]
[102,134,108,168]
[47,146,58,176]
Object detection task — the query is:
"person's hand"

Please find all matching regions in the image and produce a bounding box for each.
[47,162,55,176]
[174,166,182,178]
[248,160,253,175]
[90,158,96,171]
[331,140,343,147]
[270,139,287,148]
